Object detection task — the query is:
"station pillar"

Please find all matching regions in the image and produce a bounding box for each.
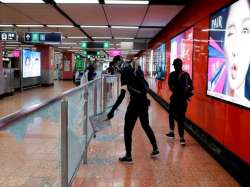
[36,45,54,85]
[62,52,74,80]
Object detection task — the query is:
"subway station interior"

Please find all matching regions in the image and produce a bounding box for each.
[0,0,249,186]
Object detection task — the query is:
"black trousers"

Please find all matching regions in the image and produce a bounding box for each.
[124,99,158,157]
[169,97,187,138]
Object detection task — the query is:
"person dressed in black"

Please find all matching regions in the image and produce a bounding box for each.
[135,65,144,78]
[86,64,96,81]
[166,58,193,145]
[107,55,159,163]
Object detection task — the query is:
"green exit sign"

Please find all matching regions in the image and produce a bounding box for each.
[80,42,87,49]
[103,41,109,49]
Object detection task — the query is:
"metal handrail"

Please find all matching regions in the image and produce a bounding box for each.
[0,77,102,130]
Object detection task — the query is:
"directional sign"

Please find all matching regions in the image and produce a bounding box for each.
[24,32,61,43]
[0,31,17,41]
[80,41,110,49]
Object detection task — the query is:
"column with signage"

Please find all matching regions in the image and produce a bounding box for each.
[62,52,74,80]
[36,45,55,85]
[24,32,61,85]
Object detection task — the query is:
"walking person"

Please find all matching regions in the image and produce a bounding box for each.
[107,55,159,163]
[166,58,193,145]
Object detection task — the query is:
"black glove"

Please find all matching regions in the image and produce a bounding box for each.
[107,111,114,119]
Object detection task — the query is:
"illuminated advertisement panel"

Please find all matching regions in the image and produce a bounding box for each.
[170,27,194,77]
[22,49,41,78]
[207,0,250,108]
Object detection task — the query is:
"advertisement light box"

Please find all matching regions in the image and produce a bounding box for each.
[207,0,250,108]
[170,27,194,77]
[22,49,41,78]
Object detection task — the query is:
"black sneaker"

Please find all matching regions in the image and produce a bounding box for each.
[166,132,175,139]
[180,138,186,146]
[119,156,133,164]
[151,149,160,158]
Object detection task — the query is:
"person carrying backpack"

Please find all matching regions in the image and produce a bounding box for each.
[166,58,193,145]
[107,55,159,164]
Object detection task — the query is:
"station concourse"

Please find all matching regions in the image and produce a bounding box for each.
[0,0,249,186]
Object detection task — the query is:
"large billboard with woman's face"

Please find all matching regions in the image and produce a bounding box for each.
[207,0,250,108]
[170,27,194,77]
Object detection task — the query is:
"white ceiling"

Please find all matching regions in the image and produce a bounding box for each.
[0,2,185,56]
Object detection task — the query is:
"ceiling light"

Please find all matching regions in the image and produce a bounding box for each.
[115,37,134,40]
[105,0,149,5]
[47,25,74,28]
[57,42,77,45]
[92,37,112,39]
[16,24,44,28]
[5,41,21,44]
[1,0,44,3]
[58,46,70,49]
[80,25,108,28]
[55,0,99,3]
[67,36,87,39]
[111,26,138,29]
[0,24,14,27]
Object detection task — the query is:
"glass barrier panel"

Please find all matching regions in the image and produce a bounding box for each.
[0,101,61,187]
[67,88,86,184]
[104,76,119,109]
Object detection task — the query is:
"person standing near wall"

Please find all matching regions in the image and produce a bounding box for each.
[166,58,193,145]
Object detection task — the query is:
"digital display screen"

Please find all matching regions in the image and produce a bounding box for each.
[207,0,250,108]
[170,27,194,77]
[156,44,166,80]
[22,50,41,78]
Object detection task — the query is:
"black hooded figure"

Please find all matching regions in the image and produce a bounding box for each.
[107,55,159,163]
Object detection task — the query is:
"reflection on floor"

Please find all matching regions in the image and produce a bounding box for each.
[72,97,239,187]
[0,81,75,118]
[0,81,75,187]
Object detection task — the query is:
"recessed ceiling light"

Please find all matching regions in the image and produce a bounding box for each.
[81,25,108,28]
[105,0,149,5]
[16,24,44,28]
[54,0,99,3]
[67,36,87,39]
[58,46,70,49]
[115,37,134,40]
[59,42,77,45]
[47,25,74,28]
[0,24,14,27]
[92,37,112,39]
[111,26,138,29]
[1,0,44,3]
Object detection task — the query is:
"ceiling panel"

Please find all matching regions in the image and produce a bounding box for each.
[2,4,70,25]
[142,5,184,26]
[111,28,138,37]
[0,4,35,24]
[104,5,148,25]
[59,4,107,25]
[83,28,111,37]
[136,28,161,38]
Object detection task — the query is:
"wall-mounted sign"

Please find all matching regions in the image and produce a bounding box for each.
[80,41,110,49]
[24,32,62,43]
[0,31,17,41]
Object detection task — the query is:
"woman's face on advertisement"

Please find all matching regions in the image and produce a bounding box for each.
[224,0,250,90]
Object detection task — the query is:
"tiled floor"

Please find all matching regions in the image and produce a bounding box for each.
[0,81,75,187]
[0,80,240,187]
[0,80,75,118]
[72,96,240,187]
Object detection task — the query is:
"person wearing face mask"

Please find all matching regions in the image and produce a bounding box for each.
[224,0,250,103]
[107,55,159,164]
